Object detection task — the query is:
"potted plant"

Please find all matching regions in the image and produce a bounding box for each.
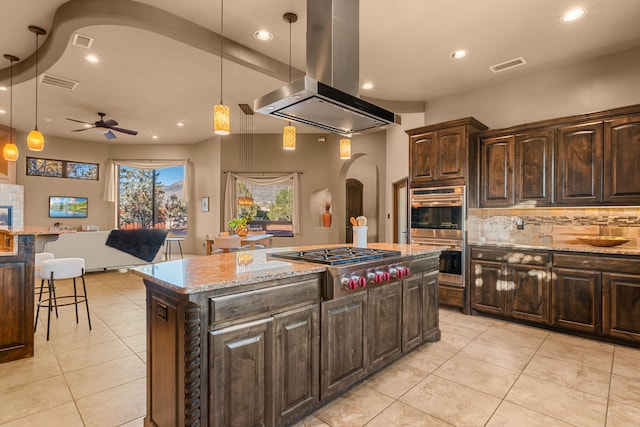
[227,216,250,237]
[322,200,332,227]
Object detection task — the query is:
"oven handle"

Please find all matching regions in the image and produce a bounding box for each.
[412,239,462,251]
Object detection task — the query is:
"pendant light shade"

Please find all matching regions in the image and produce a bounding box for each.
[282,13,298,150]
[27,26,47,151]
[339,137,351,159]
[2,54,20,162]
[283,124,296,150]
[213,0,230,135]
[214,104,230,135]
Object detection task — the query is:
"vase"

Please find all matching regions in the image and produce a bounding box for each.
[322,212,332,227]
[235,224,249,237]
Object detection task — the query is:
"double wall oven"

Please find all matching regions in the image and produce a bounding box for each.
[410,185,466,308]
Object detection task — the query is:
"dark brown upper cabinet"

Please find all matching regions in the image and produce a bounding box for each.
[479,135,514,207]
[604,113,640,204]
[408,118,488,187]
[515,129,554,206]
[555,121,604,205]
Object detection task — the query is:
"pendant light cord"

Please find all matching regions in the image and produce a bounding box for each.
[9,59,13,137]
[219,0,224,104]
[34,32,39,131]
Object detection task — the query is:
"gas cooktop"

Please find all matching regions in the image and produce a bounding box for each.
[269,247,402,266]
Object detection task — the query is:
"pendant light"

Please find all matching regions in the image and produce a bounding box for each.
[27,26,47,151]
[213,0,230,135]
[2,54,20,162]
[282,12,297,150]
[339,137,351,159]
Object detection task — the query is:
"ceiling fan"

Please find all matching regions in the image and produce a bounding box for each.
[66,112,138,140]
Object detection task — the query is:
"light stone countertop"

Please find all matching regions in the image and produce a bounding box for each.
[468,240,640,256]
[133,243,442,295]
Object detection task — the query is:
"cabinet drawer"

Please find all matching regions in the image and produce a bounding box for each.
[439,284,464,308]
[210,278,320,324]
[553,253,640,274]
[470,247,548,266]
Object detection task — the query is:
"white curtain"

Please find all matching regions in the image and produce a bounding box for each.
[224,172,300,234]
[103,159,191,202]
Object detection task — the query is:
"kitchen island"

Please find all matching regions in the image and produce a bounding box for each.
[134,243,442,427]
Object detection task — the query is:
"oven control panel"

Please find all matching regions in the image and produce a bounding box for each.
[339,262,411,291]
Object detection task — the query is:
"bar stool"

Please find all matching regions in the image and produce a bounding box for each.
[35,252,57,319]
[35,257,91,340]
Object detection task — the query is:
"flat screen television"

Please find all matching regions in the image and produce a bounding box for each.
[49,196,88,218]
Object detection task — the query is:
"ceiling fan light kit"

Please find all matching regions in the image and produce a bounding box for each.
[27,25,47,152]
[66,112,138,139]
[213,0,230,136]
[2,54,20,162]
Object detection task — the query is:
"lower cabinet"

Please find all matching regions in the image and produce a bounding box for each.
[321,293,367,399]
[470,248,551,325]
[367,282,402,371]
[551,267,601,334]
[423,271,440,341]
[211,303,320,427]
[602,273,640,342]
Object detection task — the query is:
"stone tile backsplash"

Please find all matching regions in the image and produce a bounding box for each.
[0,183,24,227]
[468,207,640,244]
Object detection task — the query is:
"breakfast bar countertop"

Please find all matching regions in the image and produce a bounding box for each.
[133,243,443,295]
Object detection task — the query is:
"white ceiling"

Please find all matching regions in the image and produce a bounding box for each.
[1,0,640,145]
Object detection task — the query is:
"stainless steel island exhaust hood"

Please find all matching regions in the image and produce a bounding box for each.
[254,0,400,136]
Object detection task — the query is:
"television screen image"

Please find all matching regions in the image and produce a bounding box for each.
[49,196,88,218]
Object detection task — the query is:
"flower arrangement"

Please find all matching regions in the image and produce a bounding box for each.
[322,199,331,213]
[227,216,248,229]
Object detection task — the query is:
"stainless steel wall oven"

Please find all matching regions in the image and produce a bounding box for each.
[410,186,466,308]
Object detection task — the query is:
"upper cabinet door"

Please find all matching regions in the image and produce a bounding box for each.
[515,129,554,206]
[556,121,603,205]
[436,126,466,181]
[604,114,640,204]
[410,132,436,182]
[479,135,514,207]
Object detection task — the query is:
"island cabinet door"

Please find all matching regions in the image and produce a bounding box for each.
[368,282,403,371]
[510,264,551,325]
[321,292,367,400]
[602,273,640,343]
[551,267,601,334]
[273,304,319,426]
[470,260,508,316]
[210,318,274,427]
[422,271,440,342]
[402,274,423,352]
[0,261,33,363]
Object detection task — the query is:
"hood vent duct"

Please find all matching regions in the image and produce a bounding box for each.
[255,0,400,136]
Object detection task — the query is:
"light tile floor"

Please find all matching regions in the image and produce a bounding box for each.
[2,270,640,426]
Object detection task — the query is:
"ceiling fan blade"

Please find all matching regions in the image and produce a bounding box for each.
[71,127,94,132]
[104,130,117,140]
[110,127,138,136]
[103,119,118,127]
[67,118,93,125]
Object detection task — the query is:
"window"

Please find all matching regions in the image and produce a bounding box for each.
[118,165,187,235]
[236,178,294,237]
[26,157,98,180]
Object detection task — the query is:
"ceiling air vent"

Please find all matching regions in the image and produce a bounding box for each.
[40,74,79,90]
[490,57,527,73]
[72,32,94,49]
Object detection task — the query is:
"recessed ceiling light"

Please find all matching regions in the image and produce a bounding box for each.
[0,109,6,114]
[361,82,374,90]
[0,86,7,91]
[176,122,184,127]
[152,135,158,139]
[562,8,586,22]
[254,30,273,41]
[451,49,469,59]
[85,54,99,63]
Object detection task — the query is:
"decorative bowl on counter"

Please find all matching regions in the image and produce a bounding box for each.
[576,236,630,247]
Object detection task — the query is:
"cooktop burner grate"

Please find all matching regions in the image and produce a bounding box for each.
[269,247,402,266]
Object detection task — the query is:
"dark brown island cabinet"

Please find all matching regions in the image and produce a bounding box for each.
[0,233,35,363]
[475,105,640,208]
[470,245,640,347]
[140,247,440,427]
